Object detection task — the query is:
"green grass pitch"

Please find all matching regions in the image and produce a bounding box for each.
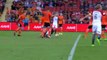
[0,31,107,60]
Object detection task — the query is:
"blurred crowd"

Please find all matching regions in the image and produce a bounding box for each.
[5,0,107,24]
[0,0,6,17]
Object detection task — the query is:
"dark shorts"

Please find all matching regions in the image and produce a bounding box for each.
[59,24,62,27]
[24,23,28,27]
[88,25,92,29]
[102,25,106,28]
[43,22,50,28]
[102,25,106,30]
[18,23,22,27]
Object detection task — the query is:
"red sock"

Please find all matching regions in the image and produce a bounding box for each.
[84,29,89,39]
[41,28,47,37]
[101,31,106,39]
[48,28,52,36]
[18,29,22,35]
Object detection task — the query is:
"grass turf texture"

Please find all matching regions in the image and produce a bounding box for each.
[73,33,107,60]
[0,31,77,60]
[0,31,107,60]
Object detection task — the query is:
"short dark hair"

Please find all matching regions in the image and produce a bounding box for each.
[95,4,102,10]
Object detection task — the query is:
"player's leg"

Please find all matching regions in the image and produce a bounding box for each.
[41,23,47,38]
[46,27,52,38]
[46,23,51,38]
[17,28,22,36]
[84,25,92,39]
[92,32,96,46]
[52,24,56,34]
[53,28,56,35]
[14,27,19,36]
[101,31,106,39]
[51,27,54,35]
[17,24,23,36]
[52,24,58,36]
[95,25,102,45]
[92,25,101,46]
[41,28,47,38]
[14,23,21,36]
[92,25,97,46]
[54,24,59,36]
[84,28,89,39]
[96,34,101,45]
[59,24,63,35]
[25,22,30,30]
[101,25,106,40]
[27,23,30,31]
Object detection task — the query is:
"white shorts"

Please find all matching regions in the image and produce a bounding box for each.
[92,25,102,34]
[52,23,58,29]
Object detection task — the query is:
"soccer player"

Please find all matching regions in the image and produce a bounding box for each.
[80,12,92,39]
[80,4,103,46]
[84,12,107,40]
[101,11,107,40]
[40,10,52,38]
[14,12,26,36]
[40,15,47,38]
[58,13,64,35]
[84,16,92,39]
[52,12,59,36]
[23,15,30,30]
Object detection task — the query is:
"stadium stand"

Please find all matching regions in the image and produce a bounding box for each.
[0,0,6,17]
[5,0,107,24]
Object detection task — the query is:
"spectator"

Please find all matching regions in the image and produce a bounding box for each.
[6,0,107,24]
[0,0,6,16]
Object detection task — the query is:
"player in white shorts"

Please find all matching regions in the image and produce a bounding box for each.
[92,11,102,35]
[80,4,102,46]
[52,13,59,36]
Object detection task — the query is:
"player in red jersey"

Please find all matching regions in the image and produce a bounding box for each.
[58,13,64,35]
[84,11,107,40]
[80,4,103,46]
[101,10,107,40]
[40,10,52,38]
[14,12,26,36]
[84,17,92,39]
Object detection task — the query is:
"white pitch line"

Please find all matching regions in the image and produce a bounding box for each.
[68,34,81,60]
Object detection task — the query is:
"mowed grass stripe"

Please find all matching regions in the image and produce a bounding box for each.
[0,31,79,60]
[73,33,107,60]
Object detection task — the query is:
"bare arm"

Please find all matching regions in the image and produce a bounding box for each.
[80,13,92,22]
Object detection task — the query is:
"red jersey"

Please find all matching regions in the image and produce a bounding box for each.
[58,15,64,24]
[42,11,52,23]
[18,14,25,24]
[102,10,107,25]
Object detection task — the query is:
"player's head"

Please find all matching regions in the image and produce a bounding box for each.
[26,15,30,19]
[46,9,50,12]
[95,4,102,10]
[59,13,63,16]
[54,12,59,16]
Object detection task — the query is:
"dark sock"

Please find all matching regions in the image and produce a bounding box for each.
[92,33,96,44]
[51,28,54,35]
[98,35,101,40]
[54,30,56,34]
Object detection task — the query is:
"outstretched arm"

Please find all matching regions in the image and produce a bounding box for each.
[80,13,92,22]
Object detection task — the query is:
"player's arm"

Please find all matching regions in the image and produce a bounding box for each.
[63,17,65,24]
[16,18,20,24]
[80,13,92,22]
